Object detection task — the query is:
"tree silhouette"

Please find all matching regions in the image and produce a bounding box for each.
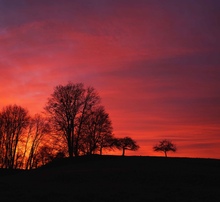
[80,106,113,155]
[114,137,139,156]
[0,105,30,168]
[153,139,177,157]
[44,82,113,157]
[25,114,51,169]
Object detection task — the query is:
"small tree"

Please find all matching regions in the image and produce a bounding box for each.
[153,139,177,157]
[114,137,139,156]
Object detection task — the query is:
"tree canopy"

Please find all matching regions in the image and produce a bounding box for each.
[44,82,115,157]
[0,105,30,169]
[114,136,139,156]
[153,139,177,157]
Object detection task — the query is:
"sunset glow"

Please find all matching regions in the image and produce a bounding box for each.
[1,0,220,158]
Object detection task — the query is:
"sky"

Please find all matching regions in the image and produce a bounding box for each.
[0,0,220,158]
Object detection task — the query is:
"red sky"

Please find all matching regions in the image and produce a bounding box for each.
[1,0,220,158]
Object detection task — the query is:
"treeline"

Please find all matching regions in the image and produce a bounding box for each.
[0,83,139,169]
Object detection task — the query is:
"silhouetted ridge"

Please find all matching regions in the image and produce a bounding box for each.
[1,156,220,202]
[38,155,220,172]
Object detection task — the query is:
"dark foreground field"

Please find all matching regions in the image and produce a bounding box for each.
[1,155,220,202]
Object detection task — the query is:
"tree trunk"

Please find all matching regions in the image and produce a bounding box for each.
[164,151,167,157]
[68,140,73,158]
[122,148,125,156]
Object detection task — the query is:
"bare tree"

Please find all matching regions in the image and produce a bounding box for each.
[25,114,51,169]
[80,106,113,155]
[0,105,30,168]
[45,82,100,157]
[74,86,101,156]
[153,139,177,157]
[114,137,139,156]
[98,132,115,155]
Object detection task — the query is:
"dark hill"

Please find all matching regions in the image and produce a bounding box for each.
[1,155,220,202]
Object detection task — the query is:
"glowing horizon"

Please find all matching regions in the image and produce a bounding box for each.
[0,0,220,159]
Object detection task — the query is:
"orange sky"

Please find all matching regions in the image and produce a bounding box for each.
[0,0,220,158]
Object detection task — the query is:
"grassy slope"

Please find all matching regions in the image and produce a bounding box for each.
[0,155,220,202]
